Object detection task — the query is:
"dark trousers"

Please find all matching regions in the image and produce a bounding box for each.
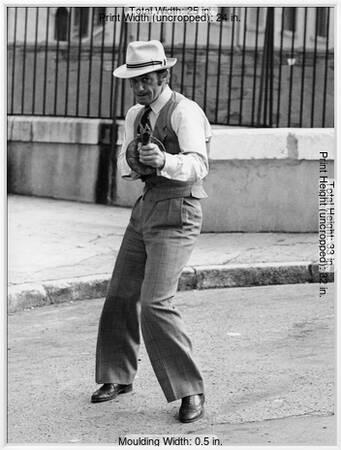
[95,190,204,402]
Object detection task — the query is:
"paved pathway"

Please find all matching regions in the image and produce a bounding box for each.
[8,195,317,286]
[7,284,336,445]
[8,195,324,312]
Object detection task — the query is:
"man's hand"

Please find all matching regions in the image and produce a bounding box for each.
[138,143,165,169]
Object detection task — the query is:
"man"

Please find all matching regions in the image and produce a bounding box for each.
[91,40,211,423]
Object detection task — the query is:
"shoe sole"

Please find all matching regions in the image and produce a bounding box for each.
[91,385,133,404]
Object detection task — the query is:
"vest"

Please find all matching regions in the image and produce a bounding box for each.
[133,91,208,200]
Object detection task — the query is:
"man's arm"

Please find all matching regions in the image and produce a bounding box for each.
[158,100,211,182]
[118,99,211,182]
[118,106,142,180]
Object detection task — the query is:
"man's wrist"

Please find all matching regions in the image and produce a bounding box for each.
[159,151,166,170]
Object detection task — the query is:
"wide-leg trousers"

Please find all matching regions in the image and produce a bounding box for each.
[95,191,204,402]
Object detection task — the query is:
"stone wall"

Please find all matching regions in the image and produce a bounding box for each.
[7,116,334,232]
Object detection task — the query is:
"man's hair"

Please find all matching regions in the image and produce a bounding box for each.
[156,69,170,85]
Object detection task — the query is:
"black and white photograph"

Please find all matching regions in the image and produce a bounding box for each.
[4,1,339,447]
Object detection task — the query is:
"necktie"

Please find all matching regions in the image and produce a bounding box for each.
[139,106,152,133]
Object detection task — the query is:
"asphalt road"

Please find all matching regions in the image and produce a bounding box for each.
[7,284,336,445]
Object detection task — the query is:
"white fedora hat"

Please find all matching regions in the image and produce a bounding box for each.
[113,40,177,79]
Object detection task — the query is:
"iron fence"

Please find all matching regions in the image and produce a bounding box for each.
[7,6,334,127]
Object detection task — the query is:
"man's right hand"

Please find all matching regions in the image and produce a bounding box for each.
[139,143,166,169]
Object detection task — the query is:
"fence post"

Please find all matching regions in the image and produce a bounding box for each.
[107,13,126,204]
[257,7,274,127]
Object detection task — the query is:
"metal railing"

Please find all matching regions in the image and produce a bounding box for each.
[7,6,334,127]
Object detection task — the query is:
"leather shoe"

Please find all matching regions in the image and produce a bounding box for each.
[179,394,205,423]
[91,383,132,403]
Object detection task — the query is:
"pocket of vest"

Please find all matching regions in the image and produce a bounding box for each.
[152,197,184,228]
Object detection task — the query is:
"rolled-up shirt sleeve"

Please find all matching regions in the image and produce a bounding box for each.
[158,100,211,182]
[119,94,211,182]
[118,105,141,180]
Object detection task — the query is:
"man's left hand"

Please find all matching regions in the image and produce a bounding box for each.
[139,143,165,169]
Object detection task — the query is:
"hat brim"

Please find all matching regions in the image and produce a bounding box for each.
[113,58,177,79]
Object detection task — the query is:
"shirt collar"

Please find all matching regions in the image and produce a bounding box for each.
[149,85,172,115]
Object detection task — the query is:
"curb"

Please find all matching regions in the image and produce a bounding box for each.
[8,262,333,313]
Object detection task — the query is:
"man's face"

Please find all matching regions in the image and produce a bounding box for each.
[130,72,163,105]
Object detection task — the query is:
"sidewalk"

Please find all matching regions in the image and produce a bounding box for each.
[8,194,324,312]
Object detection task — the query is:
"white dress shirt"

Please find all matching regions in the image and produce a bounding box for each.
[118,85,211,182]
